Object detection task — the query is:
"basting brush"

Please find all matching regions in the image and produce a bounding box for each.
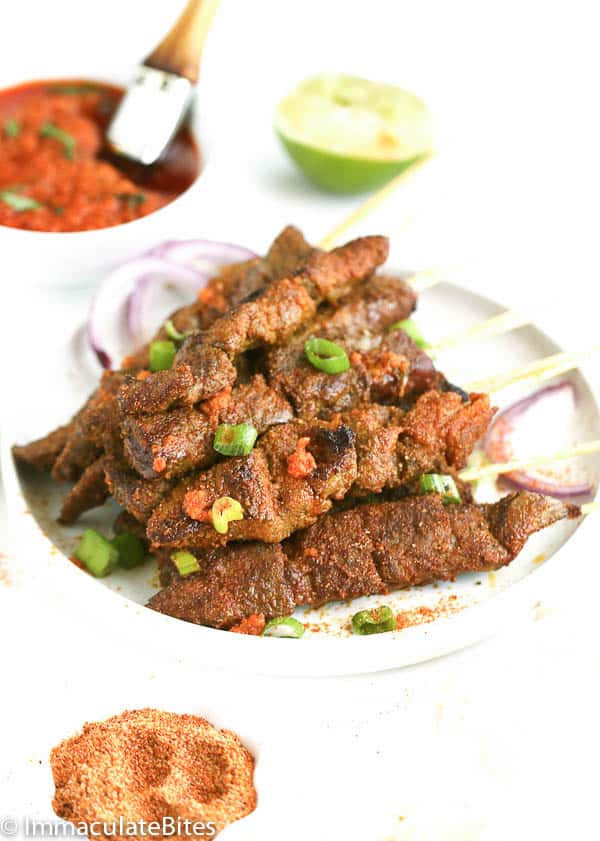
[107,0,221,165]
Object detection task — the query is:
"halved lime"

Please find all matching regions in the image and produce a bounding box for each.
[275,74,433,194]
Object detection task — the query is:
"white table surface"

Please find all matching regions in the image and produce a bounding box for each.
[2,1,600,838]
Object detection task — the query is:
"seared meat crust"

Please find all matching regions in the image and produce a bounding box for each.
[149,493,576,627]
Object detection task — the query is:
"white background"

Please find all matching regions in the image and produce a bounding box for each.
[2,1,600,838]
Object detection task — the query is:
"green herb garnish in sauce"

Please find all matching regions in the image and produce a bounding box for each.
[117,192,147,208]
[49,83,100,95]
[4,119,20,138]
[0,190,42,211]
[39,122,76,160]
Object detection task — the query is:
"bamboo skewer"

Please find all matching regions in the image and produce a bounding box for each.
[459,439,600,483]
[467,346,600,394]
[582,502,600,515]
[317,154,432,251]
[428,309,530,358]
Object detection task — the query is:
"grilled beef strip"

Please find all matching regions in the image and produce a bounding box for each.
[13,227,315,478]
[12,424,71,472]
[120,276,417,480]
[122,225,316,370]
[117,235,389,416]
[121,375,293,480]
[146,421,357,549]
[58,457,110,525]
[148,493,578,628]
[146,389,494,550]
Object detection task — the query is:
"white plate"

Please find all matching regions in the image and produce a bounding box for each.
[3,279,600,676]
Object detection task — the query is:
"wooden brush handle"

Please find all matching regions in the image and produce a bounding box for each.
[145,0,221,83]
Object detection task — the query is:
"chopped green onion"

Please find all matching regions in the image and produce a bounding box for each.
[149,340,177,372]
[212,497,244,534]
[305,337,350,374]
[0,190,42,211]
[39,121,76,160]
[49,83,100,95]
[75,529,118,577]
[214,423,258,457]
[262,617,305,638]
[390,318,428,349]
[4,119,19,138]
[111,533,147,569]
[171,550,201,577]
[117,192,146,208]
[164,319,186,342]
[351,605,397,635]
[419,473,462,504]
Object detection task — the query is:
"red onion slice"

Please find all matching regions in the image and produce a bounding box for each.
[87,240,257,369]
[88,257,201,369]
[146,240,256,274]
[484,381,593,497]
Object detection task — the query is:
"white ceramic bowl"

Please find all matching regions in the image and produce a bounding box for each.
[0,60,213,288]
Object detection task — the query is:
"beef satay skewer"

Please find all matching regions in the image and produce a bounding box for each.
[459,438,600,483]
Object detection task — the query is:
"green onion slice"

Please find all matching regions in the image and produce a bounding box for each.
[305,337,350,374]
[171,550,201,577]
[212,497,244,534]
[0,190,42,211]
[39,121,76,160]
[390,318,428,349]
[149,340,177,372]
[262,617,305,638]
[351,605,397,635]
[4,119,19,138]
[164,319,186,342]
[419,473,462,504]
[49,83,100,95]
[117,192,146,208]
[214,423,258,457]
[75,529,118,578]
[111,533,147,569]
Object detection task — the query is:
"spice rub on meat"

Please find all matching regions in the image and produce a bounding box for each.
[11,223,578,633]
[149,493,578,627]
[117,234,389,416]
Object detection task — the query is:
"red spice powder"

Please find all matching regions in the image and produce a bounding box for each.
[287,437,317,479]
[183,489,212,522]
[230,614,266,635]
[395,595,461,630]
[50,709,256,838]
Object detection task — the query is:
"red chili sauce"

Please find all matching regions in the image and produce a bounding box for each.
[0,79,200,232]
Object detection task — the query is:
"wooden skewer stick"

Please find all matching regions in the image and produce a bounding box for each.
[318,154,432,251]
[146,0,222,82]
[428,309,531,359]
[459,439,600,483]
[466,345,600,394]
[582,501,600,515]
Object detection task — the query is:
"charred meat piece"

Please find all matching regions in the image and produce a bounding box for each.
[146,389,493,549]
[341,390,495,495]
[58,457,110,525]
[118,236,389,416]
[104,457,175,523]
[121,375,292,480]
[266,275,423,417]
[149,543,295,629]
[148,493,578,627]
[12,424,71,472]
[146,422,357,550]
[270,331,413,419]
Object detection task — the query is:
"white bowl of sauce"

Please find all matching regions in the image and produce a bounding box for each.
[0,73,209,287]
